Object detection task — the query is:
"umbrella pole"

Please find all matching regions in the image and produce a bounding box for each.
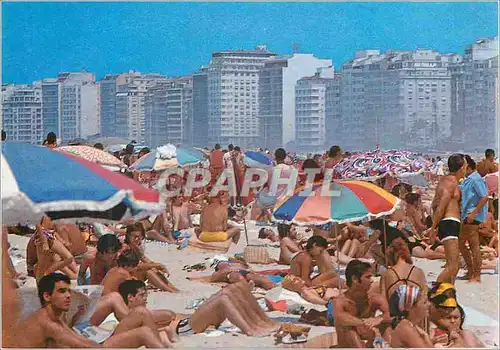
[383,218,388,268]
[334,224,341,289]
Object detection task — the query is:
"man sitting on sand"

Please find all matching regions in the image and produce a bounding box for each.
[198,191,241,244]
[102,249,152,295]
[78,234,122,285]
[121,224,179,292]
[333,260,391,348]
[14,273,166,348]
[283,236,343,305]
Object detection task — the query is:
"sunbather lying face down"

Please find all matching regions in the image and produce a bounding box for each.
[210,260,276,290]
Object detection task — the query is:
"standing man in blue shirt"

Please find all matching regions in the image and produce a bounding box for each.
[459,155,489,283]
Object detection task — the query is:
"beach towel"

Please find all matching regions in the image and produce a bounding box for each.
[187,234,232,253]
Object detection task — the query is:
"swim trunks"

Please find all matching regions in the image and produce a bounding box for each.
[437,218,461,242]
[199,231,229,242]
[176,317,195,336]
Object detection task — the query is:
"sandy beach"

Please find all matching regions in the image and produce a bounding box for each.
[8,219,499,348]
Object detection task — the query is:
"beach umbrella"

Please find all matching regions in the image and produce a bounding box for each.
[1,142,164,225]
[272,180,400,225]
[333,148,431,181]
[272,180,400,286]
[57,145,126,172]
[129,144,204,172]
[243,151,273,168]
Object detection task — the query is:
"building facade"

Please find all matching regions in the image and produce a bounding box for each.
[325,73,342,145]
[2,83,43,144]
[192,69,209,147]
[295,69,335,152]
[207,46,276,148]
[41,72,99,142]
[340,49,456,151]
[145,76,193,148]
[259,53,333,149]
[451,37,498,151]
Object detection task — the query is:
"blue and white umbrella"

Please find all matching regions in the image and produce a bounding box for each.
[243,151,273,168]
[130,144,204,172]
[1,142,164,225]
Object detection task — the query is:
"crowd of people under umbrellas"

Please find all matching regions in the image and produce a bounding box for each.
[2,130,499,348]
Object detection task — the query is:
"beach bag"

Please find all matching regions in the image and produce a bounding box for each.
[243,246,273,264]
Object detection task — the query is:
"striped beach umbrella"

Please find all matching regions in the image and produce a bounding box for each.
[272,180,400,225]
[1,142,164,225]
[57,145,126,172]
[243,151,273,168]
[130,144,204,172]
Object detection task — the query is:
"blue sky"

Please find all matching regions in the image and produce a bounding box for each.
[2,2,498,84]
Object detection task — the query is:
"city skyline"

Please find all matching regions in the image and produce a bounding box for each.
[3,2,498,84]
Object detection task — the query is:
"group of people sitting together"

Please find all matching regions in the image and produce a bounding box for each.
[2,143,498,348]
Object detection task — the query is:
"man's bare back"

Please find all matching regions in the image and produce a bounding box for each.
[102,267,134,295]
[200,203,228,233]
[55,224,87,257]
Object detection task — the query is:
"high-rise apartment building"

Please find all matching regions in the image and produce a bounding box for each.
[207,46,275,148]
[295,68,335,151]
[340,49,456,151]
[106,71,168,143]
[325,73,342,145]
[259,54,334,149]
[192,69,209,147]
[2,83,43,144]
[41,72,99,142]
[144,76,193,148]
[451,37,498,151]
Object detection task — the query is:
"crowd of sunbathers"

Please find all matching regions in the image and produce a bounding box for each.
[2,144,498,348]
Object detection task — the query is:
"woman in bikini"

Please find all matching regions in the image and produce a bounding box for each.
[389,285,434,347]
[277,224,306,265]
[380,237,427,319]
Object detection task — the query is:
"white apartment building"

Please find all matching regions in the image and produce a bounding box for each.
[295,68,335,152]
[259,54,334,149]
[207,46,275,148]
[145,76,193,148]
[341,49,456,151]
[112,72,169,143]
[451,37,498,151]
[41,72,99,142]
[2,83,43,144]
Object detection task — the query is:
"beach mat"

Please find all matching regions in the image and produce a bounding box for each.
[265,286,327,311]
[186,234,232,253]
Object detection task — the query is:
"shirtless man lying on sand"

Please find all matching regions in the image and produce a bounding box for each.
[78,234,122,285]
[15,273,166,348]
[333,260,391,348]
[283,236,343,305]
[210,260,277,290]
[198,191,241,244]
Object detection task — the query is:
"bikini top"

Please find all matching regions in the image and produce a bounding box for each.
[387,266,421,317]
